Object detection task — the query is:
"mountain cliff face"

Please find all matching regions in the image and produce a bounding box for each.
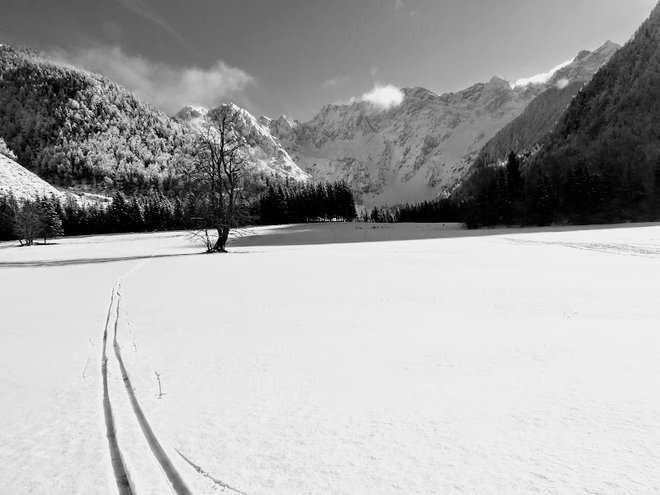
[175,104,309,183]
[268,42,619,206]
[477,41,620,165]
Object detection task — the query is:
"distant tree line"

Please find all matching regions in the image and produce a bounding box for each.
[256,181,357,224]
[456,151,660,228]
[0,180,359,245]
[354,198,460,224]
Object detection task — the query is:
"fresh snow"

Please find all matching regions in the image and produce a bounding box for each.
[0,154,64,201]
[1,223,660,494]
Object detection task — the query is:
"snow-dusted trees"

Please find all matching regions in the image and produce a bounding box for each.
[193,106,251,252]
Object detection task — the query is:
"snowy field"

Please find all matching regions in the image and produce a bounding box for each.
[1,222,660,494]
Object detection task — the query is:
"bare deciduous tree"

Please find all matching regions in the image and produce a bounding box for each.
[193,106,250,253]
[12,201,44,246]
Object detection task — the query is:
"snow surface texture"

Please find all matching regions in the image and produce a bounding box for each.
[0,153,64,201]
[1,223,660,494]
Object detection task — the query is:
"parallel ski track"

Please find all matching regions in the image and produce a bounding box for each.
[102,284,135,495]
[111,286,193,495]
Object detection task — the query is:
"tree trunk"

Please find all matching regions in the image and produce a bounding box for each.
[211,226,230,253]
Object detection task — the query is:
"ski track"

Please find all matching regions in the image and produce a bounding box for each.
[111,285,193,495]
[176,450,250,495]
[101,284,135,495]
[503,237,660,259]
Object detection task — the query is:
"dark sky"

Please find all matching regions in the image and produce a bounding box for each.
[0,0,656,120]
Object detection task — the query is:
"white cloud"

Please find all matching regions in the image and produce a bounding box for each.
[51,45,254,114]
[512,58,574,88]
[556,78,570,90]
[357,84,405,110]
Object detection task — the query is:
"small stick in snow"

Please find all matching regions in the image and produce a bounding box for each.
[82,357,90,378]
[155,371,165,398]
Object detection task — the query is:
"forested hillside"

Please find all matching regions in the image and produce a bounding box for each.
[459,3,660,226]
[476,81,584,164]
[0,46,195,194]
[476,41,619,166]
[530,6,660,199]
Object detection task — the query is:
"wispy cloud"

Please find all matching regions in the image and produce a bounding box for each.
[321,76,350,89]
[113,0,192,50]
[394,0,417,18]
[511,58,574,88]
[51,45,254,114]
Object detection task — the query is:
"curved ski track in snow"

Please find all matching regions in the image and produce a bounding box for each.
[101,284,135,495]
[111,286,193,495]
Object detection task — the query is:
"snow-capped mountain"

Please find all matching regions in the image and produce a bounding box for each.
[267,42,618,206]
[478,41,620,165]
[175,104,310,184]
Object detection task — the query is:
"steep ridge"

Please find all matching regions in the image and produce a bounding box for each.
[268,42,619,206]
[477,41,619,165]
[528,3,660,202]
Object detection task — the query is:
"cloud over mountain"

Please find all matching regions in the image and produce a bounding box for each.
[358,84,405,110]
[52,45,254,114]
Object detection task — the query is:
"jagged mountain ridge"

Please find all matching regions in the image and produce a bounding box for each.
[477,41,620,165]
[174,104,309,183]
[526,2,660,201]
[267,41,619,206]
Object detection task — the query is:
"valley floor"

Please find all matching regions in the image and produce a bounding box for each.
[1,223,659,494]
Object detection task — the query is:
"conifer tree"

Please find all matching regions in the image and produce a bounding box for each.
[40,197,64,244]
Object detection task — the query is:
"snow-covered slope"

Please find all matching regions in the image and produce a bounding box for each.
[175,104,310,184]
[0,152,64,201]
[478,41,620,165]
[268,42,618,207]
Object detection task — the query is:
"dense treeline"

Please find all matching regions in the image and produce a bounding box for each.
[256,181,357,223]
[459,4,660,228]
[0,46,195,195]
[0,180,358,243]
[392,198,461,223]
[456,151,660,228]
[358,200,460,224]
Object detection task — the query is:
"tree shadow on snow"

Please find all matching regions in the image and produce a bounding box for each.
[227,222,660,249]
[0,251,200,269]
